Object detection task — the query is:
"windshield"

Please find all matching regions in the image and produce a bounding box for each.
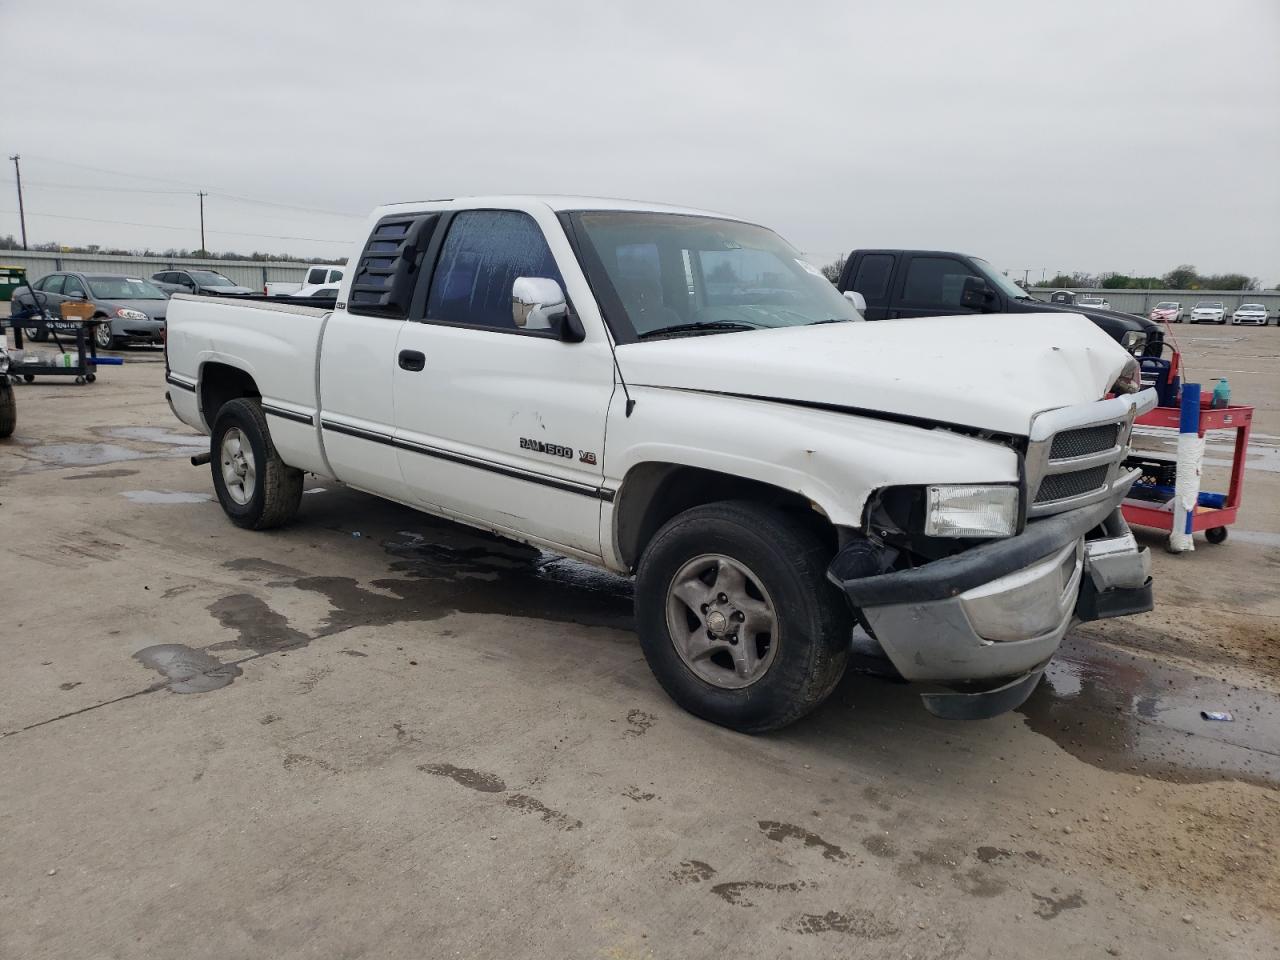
[1156,302,1178,309]
[87,277,167,300]
[1240,304,1263,311]
[1196,302,1223,309]
[972,259,1031,301]
[569,211,860,339]
[189,271,237,287]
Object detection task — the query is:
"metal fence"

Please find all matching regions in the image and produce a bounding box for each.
[0,250,314,290]
[1033,288,1280,316]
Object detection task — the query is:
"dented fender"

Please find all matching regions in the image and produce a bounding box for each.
[603,385,1019,530]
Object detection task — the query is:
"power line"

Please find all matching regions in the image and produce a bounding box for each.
[13,155,364,217]
[0,178,193,196]
[0,208,352,245]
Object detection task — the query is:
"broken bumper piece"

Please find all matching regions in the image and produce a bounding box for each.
[829,499,1152,718]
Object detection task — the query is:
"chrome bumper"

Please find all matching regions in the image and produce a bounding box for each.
[834,504,1151,690]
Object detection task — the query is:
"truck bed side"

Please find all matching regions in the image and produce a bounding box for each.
[165,293,330,475]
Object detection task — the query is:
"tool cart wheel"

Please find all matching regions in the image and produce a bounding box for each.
[23,374,33,383]
[0,379,15,438]
[210,398,303,530]
[1205,526,1228,544]
[86,373,96,383]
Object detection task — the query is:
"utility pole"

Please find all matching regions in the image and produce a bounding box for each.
[9,154,27,250]
[198,191,207,255]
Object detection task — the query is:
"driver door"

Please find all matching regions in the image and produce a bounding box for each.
[392,209,614,558]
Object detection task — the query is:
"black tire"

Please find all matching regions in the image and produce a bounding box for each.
[24,327,47,342]
[210,398,303,530]
[0,381,15,438]
[636,500,850,733]
[94,321,116,351]
[1205,526,1228,545]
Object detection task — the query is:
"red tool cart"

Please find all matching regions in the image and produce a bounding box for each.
[1122,402,1254,544]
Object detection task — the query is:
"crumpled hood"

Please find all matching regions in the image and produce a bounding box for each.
[616,312,1130,437]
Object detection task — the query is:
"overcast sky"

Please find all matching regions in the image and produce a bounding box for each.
[2,0,1277,282]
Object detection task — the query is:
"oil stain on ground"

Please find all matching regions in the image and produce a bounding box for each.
[419,763,507,793]
[782,909,898,939]
[1018,632,1280,787]
[758,820,852,864]
[206,594,309,654]
[133,644,242,693]
[711,879,809,907]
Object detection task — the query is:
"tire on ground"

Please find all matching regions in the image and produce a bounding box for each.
[210,397,303,530]
[0,381,15,438]
[636,500,850,733]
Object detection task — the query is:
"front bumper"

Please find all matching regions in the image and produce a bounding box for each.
[829,496,1151,714]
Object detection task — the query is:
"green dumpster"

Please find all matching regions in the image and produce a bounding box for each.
[0,264,27,302]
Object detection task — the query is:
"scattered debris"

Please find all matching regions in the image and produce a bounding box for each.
[1200,711,1233,721]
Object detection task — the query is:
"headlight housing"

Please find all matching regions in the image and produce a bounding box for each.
[115,308,147,320]
[1121,331,1146,354]
[924,485,1019,538]
[1110,356,1142,395]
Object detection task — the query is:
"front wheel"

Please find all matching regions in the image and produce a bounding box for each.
[24,326,47,342]
[636,501,850,733]
[94,322,116,350]
[210,398,303,530]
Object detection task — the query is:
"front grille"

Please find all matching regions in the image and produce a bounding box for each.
[1049,424,1119,459]
[1033,466,1109,504]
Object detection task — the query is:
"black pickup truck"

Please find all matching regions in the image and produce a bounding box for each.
[837,249,1162,357]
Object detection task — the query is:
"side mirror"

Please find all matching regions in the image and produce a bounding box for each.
[513,276,583,341]
[960,276,990,310]
[842,290,867,317]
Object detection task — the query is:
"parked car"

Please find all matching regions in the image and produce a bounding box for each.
[0,342,15,438]
[265,263,347,297]
[166,195,1156,732]
[150,268,253,297]
[1149,301,1182,323]
[838,251,1161,356]
[12,272,169,348]
[1231,303,1269,326]
[1076,295,1112,311]
[1190,301,1227,324]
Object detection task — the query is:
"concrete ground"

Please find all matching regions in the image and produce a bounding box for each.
[1,326,1277,959]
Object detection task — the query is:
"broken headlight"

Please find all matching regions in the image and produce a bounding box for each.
[924,484,1019,538]
[1110,356,1142,395]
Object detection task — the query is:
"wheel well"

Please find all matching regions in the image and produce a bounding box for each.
[199,362,260,428]
[614,463,834,571]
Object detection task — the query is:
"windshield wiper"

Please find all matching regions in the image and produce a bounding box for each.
[637,321,759,339]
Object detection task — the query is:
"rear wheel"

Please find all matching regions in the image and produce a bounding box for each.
[210,398,303,529]
[0,380,15,438]
[23,326,46,342]
[636,501,850,733]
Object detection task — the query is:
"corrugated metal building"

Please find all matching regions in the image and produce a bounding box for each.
[0,250,314,291]
[1036,288,1280,316]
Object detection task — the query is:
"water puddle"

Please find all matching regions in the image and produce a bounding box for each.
[121,489,213,505]
[1018,633,1280,787]
[98,426,206,452]
[133,644,242,693]
[20,443,149,468]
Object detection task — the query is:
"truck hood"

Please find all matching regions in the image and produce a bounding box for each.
[616,312,1130,437]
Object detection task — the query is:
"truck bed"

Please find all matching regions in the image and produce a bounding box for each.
[165,293,331,473]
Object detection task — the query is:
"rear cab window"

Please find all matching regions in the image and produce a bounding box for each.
[307,268,328,285]
[851,254,895,304]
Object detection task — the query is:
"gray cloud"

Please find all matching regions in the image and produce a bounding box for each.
[3,0,1277,282]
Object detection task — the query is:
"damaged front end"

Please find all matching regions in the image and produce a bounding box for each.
[828,389,1157,720]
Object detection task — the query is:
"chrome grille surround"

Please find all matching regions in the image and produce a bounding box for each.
[1024,389,1158,519]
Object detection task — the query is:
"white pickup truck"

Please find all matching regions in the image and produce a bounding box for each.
[165,195,1156,732]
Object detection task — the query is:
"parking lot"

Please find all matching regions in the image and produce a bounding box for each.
[1,327,1277,959]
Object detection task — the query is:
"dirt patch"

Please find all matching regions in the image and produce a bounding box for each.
[419,763,507,793]
[758,820,851,864]
[503,794,582,831]
[669,860,716,884]
[782,909,898,939]
[711,879,809,907]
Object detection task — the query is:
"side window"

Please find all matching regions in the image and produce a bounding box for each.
[42,274,66,294]
[307,268,328,285]
[851,254,894,302]
[178,273,195,288]
[153,273,170,284]
[901,257,979,308]
[329,269,343,283]
[63,275,87,298]
[425,210,563,331]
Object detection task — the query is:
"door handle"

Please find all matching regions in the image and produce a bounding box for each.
[398,349,426,372]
